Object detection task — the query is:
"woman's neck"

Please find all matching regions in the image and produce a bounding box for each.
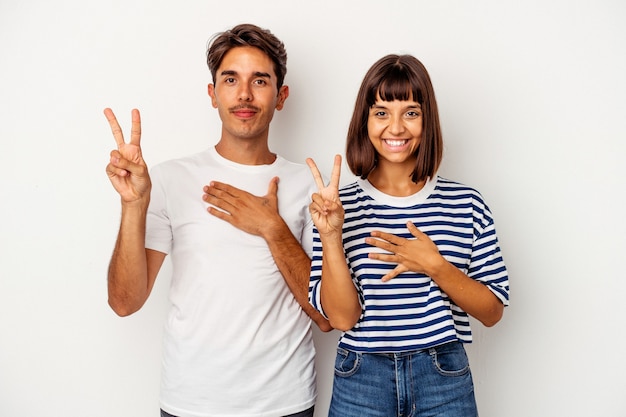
[367,161,425,197]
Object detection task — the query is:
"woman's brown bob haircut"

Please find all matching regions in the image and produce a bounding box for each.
[346,54,443,183]
[206,23,288,90]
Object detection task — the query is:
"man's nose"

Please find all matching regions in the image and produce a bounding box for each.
[238,84,252,101]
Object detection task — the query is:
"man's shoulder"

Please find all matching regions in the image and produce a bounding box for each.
[271,156,317,196]
[274,154,306,169]
[151,149,213,172]
[273,155,312,177]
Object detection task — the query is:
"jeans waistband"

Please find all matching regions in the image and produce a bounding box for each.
[349,341,461,358]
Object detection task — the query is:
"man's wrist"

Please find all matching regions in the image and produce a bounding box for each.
[121,195,150,214]
[261,216,289,242]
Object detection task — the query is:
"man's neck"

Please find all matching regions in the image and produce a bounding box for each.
[214,139,276,165]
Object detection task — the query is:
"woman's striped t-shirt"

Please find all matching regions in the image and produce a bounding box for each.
[309,176,509,353]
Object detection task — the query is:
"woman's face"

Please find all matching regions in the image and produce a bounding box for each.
[367,95,423,166]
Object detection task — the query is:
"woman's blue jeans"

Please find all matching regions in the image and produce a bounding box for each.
[329,341,478,417]
[161,405,313,417]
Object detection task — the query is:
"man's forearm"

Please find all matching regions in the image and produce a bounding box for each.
[265,222,332,332]
[108,201,150,316]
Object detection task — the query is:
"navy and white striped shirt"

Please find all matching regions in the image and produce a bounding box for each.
[309,176,509,353]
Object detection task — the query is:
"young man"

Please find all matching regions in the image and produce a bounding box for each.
[104,24,330,417]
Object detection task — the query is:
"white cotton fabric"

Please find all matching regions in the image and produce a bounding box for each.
[146,146,317,417]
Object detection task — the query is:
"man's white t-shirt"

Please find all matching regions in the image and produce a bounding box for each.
[146,147,318,417]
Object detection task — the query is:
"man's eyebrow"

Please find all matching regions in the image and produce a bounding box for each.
[219,70,272,78]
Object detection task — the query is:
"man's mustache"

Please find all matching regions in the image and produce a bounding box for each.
[229,105,260,112]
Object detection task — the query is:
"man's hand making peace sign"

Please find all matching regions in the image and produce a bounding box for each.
[104,108,151,204]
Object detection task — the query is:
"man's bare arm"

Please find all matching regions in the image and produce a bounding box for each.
[104,108,165,316]
[202,178,332,332]
[263,221,333,332]
[107,203,165,316]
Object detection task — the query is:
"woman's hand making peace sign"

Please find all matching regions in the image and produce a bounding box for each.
[306,155,343,237]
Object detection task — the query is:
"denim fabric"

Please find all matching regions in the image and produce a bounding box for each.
[329,342,478,417]
[160,406,314,417]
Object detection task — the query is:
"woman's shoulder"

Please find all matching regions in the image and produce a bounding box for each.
[434,176,485,200]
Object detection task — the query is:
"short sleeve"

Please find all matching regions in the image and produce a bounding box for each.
[145,166,173,254]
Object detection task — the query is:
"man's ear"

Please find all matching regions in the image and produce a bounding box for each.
[275,85,289,111]
[207,84,218,108]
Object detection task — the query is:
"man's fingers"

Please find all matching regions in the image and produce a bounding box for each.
[306,158,326,191]
[207,181,237,196]
[104,108,125,148]
[130,108,142,146]
[106,149,129,178]
[106,162,129,178]
[108,150,147,177]
[203,191,235,213]
[266,177,279,200]
[203,182,240,211]
[104,108,142,148]
[206,206,232,222]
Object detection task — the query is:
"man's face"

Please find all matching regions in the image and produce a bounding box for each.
[208,46,288,143]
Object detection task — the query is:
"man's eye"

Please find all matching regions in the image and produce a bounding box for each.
[225,78,236,83]
[254,79,267,86]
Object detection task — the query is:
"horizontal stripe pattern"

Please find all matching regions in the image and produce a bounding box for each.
[309,177,509,353]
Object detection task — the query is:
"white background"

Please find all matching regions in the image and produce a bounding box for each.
[1,0,625,416]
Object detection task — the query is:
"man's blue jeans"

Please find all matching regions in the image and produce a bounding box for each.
[328,341,478,417]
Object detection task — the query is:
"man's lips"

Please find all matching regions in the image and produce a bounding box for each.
[231,106,259,118]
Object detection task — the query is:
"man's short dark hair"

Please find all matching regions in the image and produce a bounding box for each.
[206,23,288,90]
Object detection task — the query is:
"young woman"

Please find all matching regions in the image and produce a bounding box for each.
[307,54,510,417]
